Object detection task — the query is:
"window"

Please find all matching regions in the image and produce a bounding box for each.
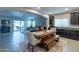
[32,21,35,27]
[27,21,31,27]
[27,20,35,27]
[54,18,70,27]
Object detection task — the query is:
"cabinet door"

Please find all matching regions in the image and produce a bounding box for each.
[78,13,79,24]
[71,13,76,24]
[75,13,79,24]
[71,13,79,25]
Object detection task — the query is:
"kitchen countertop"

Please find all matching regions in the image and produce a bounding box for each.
[56,27,79,31]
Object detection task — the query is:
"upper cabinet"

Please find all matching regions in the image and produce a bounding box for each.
[71,12,79,25]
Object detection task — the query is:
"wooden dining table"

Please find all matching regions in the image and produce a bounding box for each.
[34,30,53,35]
[34,30,55,39]
[33,30,57,50]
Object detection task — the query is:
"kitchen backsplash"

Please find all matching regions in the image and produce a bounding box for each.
[70,25,79,28]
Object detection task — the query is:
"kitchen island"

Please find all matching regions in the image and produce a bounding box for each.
[56,27,79,41]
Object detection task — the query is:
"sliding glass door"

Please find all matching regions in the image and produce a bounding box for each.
[13,20,24,32]
[20,21,24,32]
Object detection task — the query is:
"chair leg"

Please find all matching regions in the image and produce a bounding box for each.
[32,46,35,52]
[28,43,30,48]
[28,43,35,52]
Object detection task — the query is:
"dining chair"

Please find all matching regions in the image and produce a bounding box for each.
[26,32,41,52]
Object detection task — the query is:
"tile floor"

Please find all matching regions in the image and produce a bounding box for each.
[0,31,79,52]
[0,31,28,52]
[60,37,79,52]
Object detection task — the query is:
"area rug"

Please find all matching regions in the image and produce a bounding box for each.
[24,40,66,52]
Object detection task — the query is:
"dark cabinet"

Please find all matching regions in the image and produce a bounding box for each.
[71,12,79,25]
[56,28,79,41]
[0,20,10,33]
[71,13,76,24]
[49,16,54,27]
[1,26,10,33]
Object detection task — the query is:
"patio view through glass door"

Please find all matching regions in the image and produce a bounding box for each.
[14,20,24,32]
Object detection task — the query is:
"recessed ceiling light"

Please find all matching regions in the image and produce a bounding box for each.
[65,8,68,11]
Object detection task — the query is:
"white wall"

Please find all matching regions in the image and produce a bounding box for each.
[54,13,70,19]
[54,13,79,28]
[54,13,71,27]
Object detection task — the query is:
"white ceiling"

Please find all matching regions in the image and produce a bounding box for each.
[0,8,45,19]
[0,7,79,18]
[33,7,79,15]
